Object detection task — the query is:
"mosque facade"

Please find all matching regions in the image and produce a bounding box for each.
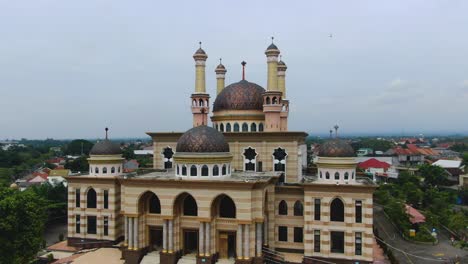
[66,41,376,264]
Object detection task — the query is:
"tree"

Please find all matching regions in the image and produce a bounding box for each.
[419,164,447,187]
[65,156,89,173]
[448,211,468,232]
[65,139,93,155]
[0,187,47,263]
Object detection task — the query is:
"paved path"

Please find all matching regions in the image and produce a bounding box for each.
[374,205,467,264]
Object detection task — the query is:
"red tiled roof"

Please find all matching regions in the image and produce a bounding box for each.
[358,158,391,170]
[32,172,49,179]
[405,204,426,224]
[392,145,439,156]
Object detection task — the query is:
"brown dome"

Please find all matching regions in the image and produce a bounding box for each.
[176,126,230,153]
[213,80,265,112]
[90,140,122,155]
[318,139,355,157]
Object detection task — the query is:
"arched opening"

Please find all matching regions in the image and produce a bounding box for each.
[242,123,248,132]
[220,123,224,132]
[182,165,187,176]
[259,123,264,132]
[320,171,323,178]
[201,165,209,176]
[334,172,340,180]
[266,97,271,104]
[226,123,231,132]
[251,123,257,132]
[199,99,203,106]
[330,198,345,222]
[103,167,107,174]
[192,100,197,106]
[326,172,330,179]
[344,172,349,180]
[213,165,219,176]
[294,201,304,216]
[86,188,97,208]
[139,191,161,214]
[278,200,288,215]
[243,147,257,171]
[212,194,236,218]
[184,194,198,216]
[95,167,99,174]
[272,97,278,104]
[190,165,197,176]
[222,164,227,175]
[273,148,287,172]
[162,147,174,169]
[233,123,240,132]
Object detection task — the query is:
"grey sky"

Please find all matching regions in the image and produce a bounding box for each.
[1,0,467,139]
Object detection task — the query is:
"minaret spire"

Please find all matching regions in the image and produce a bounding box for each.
[241,61,247,80]
[105,127,109,140]
[334,124,339,138]
[329,129,333,138]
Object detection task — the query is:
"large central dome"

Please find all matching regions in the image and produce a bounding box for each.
[176,126,230,153]
[213,80,265,112]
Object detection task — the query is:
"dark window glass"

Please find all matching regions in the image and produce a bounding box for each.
[163,147,174,169]
[243,147,257,171]
[278,226,287,241]
[314,199,321,221]
[213,165,219,176]
[104,190,109,209]
[259,123,264,132]
[294,227,303,242]
[344,172,349,180]
[355,232,362,255]
[294,201,303,216]
[103,167,107,174]
[95,167,99,174]
[226,123,231,132]
[355,200,362,223]
[234,123,240,132]
[219,196,236,218]
[331,198,345,222]
[331,231,345,253]
[222,165,227,175]
[242,123,248,132]
[190,165,197,176]
[183,195,198,216]
[87,216,97,234]
[87,188,97,208]
[220,123,224,132]
[314,230,320,252]
[75,215,80,233]
[278,200,288,215]
[201,165,209,176]
[149,193,161,214]
[334,172,340,180]
[251,123,257,132]
[104,216,109,236]
[75,188,80,208]
[273,148,287,172]
[182,165,187,176]
[325,172,330,179]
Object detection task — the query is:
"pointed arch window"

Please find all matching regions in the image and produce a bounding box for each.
[233,123,240,132]
[242,123,248,132]
[102,167,107,174]
[344,172,349,180]
[330,198,345,222]
[325,172,330,179]
[201,165,209,176]
[182,165,187,176]
[213,165,219,176]
[334,172,340,180]
[220,123,224,132]
[183,195,198,216]
[278,200,288,215]
[111,167,115,173]
[294,201,304,216]
[222,164,227,175]
[86,188,97,208]
[226,123,231,132]
[251,123,257,132]
[190,165,197,176]
[148,193,161,214]
[259,123,264,132]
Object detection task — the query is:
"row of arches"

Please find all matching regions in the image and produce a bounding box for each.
[277,198,345,222]
[176,164,231,177]
[90,166,121,175]
[139,191,237,218]
[192,98,209,107]
[264,96,281,105]
[215,122,264,132]
[319,170,355,181]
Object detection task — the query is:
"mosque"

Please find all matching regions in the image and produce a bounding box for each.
[66,40,377,264]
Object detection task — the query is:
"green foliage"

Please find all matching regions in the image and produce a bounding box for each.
[0,145,54,180]
[351,138,394,153]
[65,139,93,155]
[447,211,468,232]
[418,164,448,187]
[0,187,47,264]
[449,143,468,153]
[29,182,67,223]
[65,156,89,173]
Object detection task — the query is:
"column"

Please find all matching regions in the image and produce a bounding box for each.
[205,222,210,256]
[244,224,250,259]
[124,216,128,246]
[163,220,167,252]
[199,222,205,256]
[169,220,174,253]
[237,225,243,259]
[128,217,134,249]
[263,217,268,245]
[133,217,138,249]
[256,222,262,256]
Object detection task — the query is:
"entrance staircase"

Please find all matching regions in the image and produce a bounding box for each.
[177,253,197,264]
[141,250,160,264]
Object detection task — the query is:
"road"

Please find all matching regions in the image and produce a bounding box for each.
[374,205,467,264]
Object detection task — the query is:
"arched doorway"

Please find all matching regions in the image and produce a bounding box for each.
[211,194,237,259]
[174,193,199,254]
[138,191,163,252]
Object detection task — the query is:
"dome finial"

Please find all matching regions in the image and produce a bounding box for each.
[271,36,274,44]
[334,124,339,138]
[241,61,247,80]
[219,58,222,64]
[105,127,109,140]
[199,41,202,48]
[329,129,333,138]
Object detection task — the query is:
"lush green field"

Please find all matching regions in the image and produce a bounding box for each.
[0,168,12,186]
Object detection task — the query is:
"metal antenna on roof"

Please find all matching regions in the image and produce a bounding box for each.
[105,127,109,140]
[334,124,339,138]
[241,61,247,80]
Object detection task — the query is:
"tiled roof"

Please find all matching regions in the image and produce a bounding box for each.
[405,204,426,224]
[358,158,391,170]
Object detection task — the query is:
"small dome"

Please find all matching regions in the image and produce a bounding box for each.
[90,140,122,155]
[278,60,285,66]
[215,63,226,73]
[176,126,230,153]
[318,139,355,157]
[10,183,18,189]
[213,80,265,112]
[267,43,278,50]
[194,48,206,55]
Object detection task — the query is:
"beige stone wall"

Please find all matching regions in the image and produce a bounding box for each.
[274,188,305,251]
[67,179,122,241]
